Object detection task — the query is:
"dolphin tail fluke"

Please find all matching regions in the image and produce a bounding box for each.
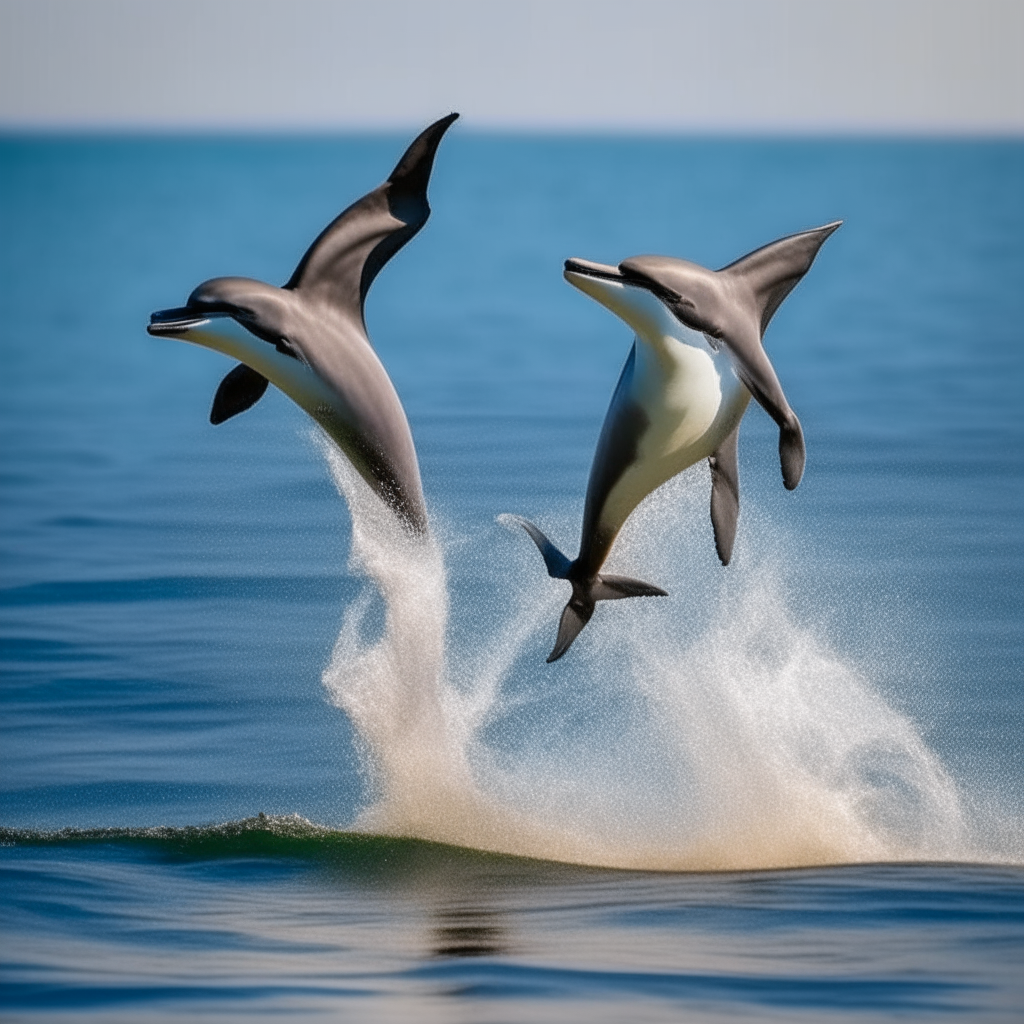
[548,598,594,663]
[502,515,667,662]
[547,573,667,662]
[590,575,668,601]
[504,515,572,579]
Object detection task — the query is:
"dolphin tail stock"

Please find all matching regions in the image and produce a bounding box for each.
[502,515,668,662]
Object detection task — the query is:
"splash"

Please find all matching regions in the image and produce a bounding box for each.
[318,435,1016,871]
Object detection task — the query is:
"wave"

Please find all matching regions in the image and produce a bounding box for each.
[4,813,1019,881]
[0,814,523,869]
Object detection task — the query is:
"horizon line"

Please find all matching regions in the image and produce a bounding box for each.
[2,121,1022,141]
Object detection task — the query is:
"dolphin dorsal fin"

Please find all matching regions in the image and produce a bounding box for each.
[721,221,841,336]
[284,113,459,326]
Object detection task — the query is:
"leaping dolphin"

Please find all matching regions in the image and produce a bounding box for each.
[147,113,459,535]
[510,222,840,661]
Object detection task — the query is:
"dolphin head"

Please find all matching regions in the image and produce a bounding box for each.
[563,256,726,343]
[147,278,342,429]
[618,257,731,338]
[147,277,298,356]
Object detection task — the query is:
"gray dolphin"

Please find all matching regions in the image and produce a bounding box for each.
[147,113,459,535]
[510,222,840,661]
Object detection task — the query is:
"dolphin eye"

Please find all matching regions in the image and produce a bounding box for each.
[667,298,702,331]
[274,336,301,361]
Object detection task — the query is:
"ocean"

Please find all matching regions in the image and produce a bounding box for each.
[1,133,1022,1020]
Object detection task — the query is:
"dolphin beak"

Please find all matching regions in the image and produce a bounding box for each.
[563,258,624,283]
[563,259,631,309]
[564,256,671,332]
[563,258,638,310]
[147,307,212,337]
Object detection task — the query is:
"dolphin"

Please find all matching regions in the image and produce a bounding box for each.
[510,222,840,661]
[147,113,459,535]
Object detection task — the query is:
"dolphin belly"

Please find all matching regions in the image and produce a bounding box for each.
[595,335,749,544]
[178,318,427,532]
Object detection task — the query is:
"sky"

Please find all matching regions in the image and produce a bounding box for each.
[0,0,1022,133]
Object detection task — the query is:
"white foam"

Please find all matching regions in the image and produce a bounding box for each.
[318,434,1020,870]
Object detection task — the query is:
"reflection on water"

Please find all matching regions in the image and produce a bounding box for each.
[430,906,510,959]
[3,831,1023,1020]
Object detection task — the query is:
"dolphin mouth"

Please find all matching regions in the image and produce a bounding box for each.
[564,258,659,295]
[563,258,625,283]
[147,307,220,336]
[147,306,303,364]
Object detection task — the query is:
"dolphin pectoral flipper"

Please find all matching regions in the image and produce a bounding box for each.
[721,328,805,490]
[709,423,740,565]
[210,363,270,425]
[712,221,839,490]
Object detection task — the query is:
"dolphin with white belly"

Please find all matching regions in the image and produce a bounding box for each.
[510,221,840,661]
[147,113,459,535]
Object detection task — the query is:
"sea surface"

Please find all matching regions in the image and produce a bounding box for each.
[1,134,1023,1021]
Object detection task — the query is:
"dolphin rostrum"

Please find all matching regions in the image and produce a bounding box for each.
[510,222,840,661]
[147,113,459,535]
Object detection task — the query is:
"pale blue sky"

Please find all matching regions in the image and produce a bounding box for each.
[1,0,1021,132]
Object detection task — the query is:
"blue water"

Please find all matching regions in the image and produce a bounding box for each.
[1,135,1023,1019]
